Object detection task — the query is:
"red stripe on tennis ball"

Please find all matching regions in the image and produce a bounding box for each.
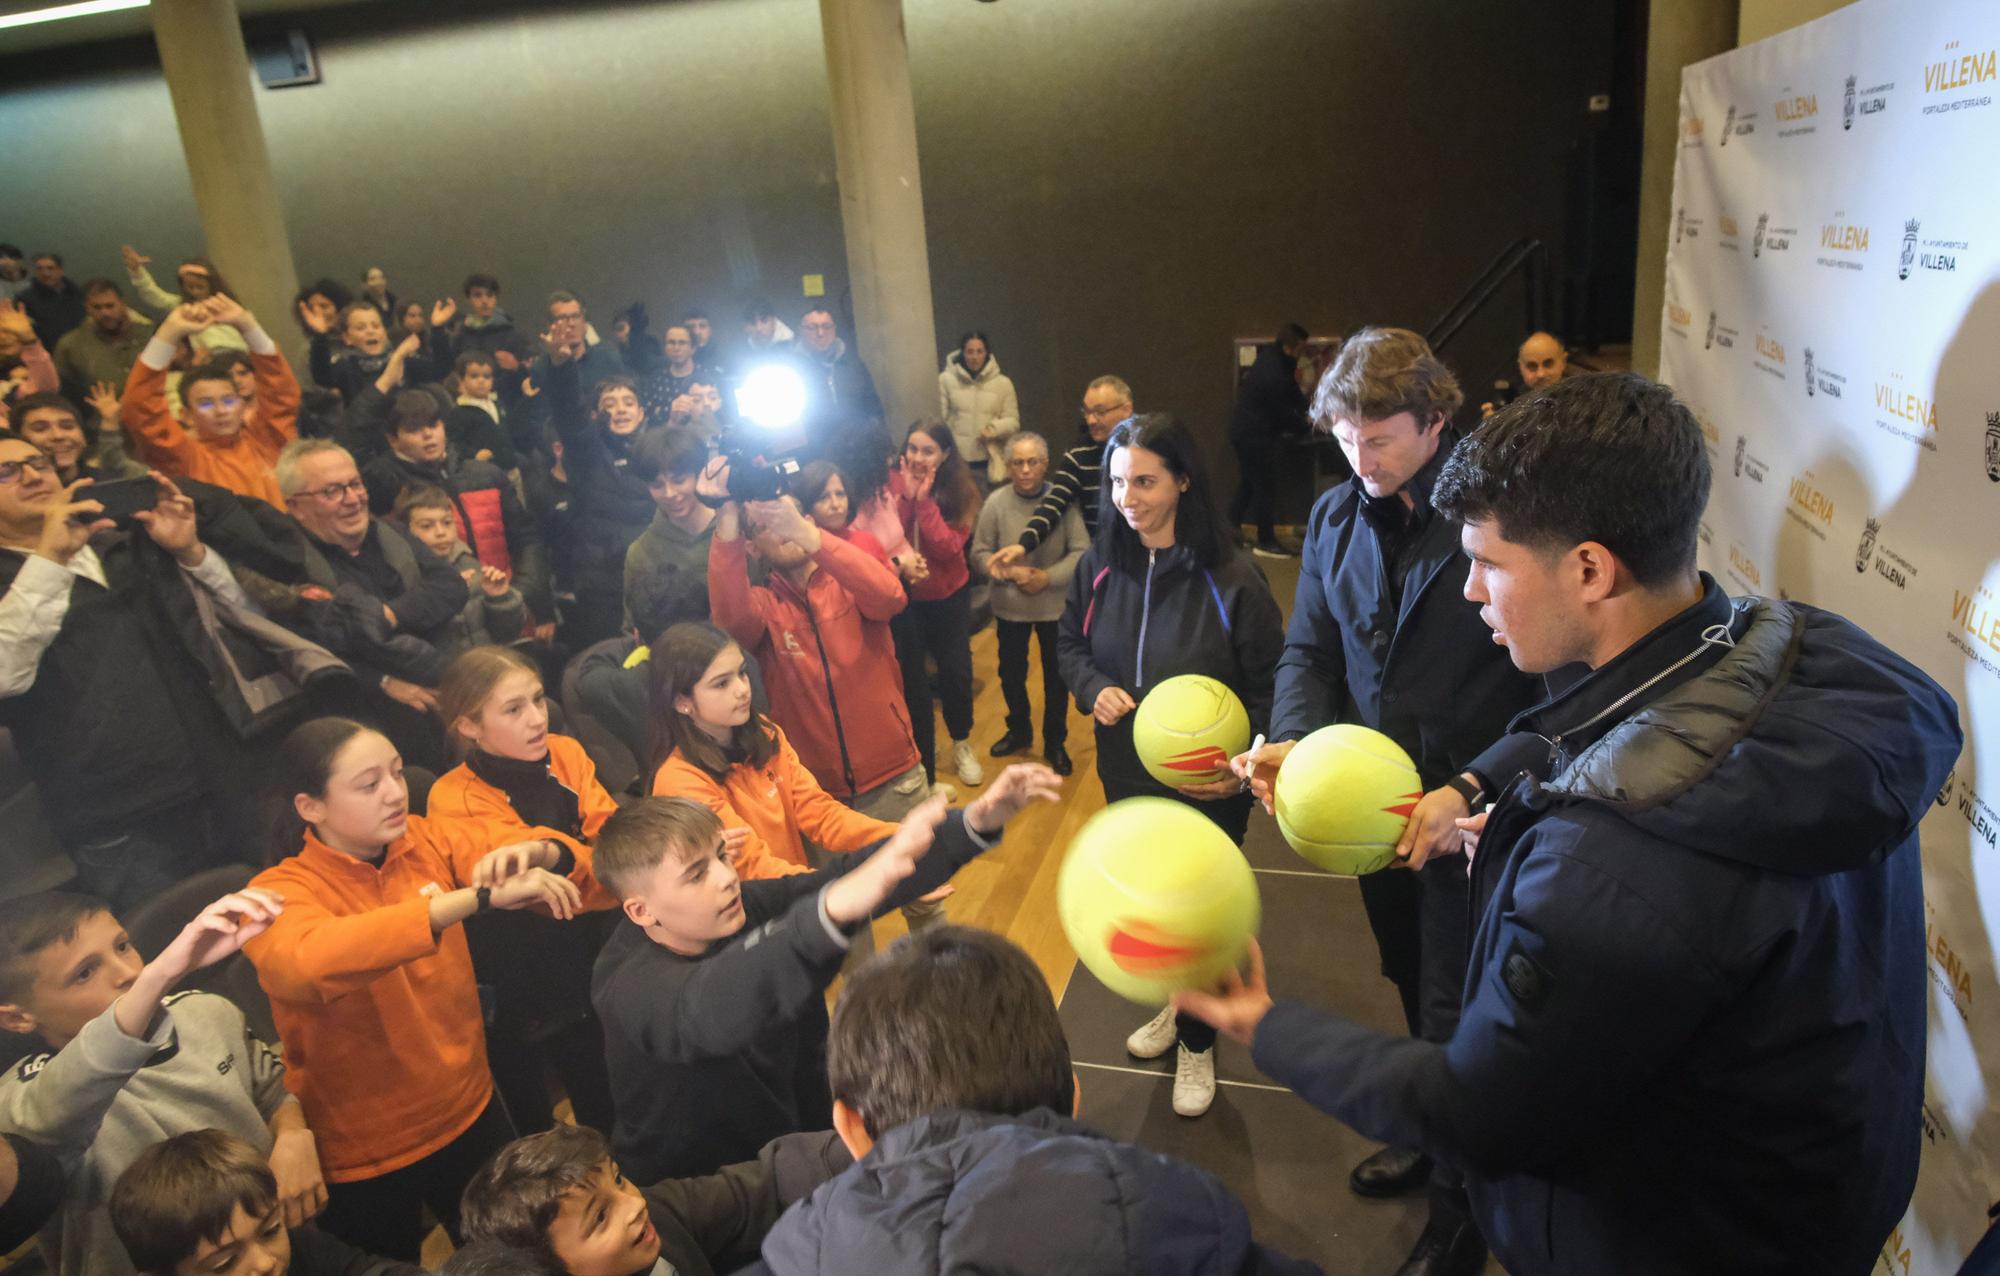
[1107,921,1202,973]
[1381,791,1424,819]
[1161,746,1230,774]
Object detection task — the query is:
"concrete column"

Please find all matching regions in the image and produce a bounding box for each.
[818,0,939,435]
[1631,0,1739,378]
[151,0,303,361]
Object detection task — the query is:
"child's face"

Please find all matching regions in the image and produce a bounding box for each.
[686,317,710,347]
[393,417,447,463]
[343,307,387,355]
[672,644,753,735]
[626,833,744,955]
[597,386,644,436]
[467,286,498,320]
[0,910,142,1049]
[547,1159,659,1276]
[173,1201,289,1276]
[459,362,494,400]
[647,468,701,521]
[298,730,410,854]
[455,668,551,762]
[406,506,456,558]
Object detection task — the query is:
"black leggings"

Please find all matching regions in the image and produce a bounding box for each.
[894,589,975,781]
[1101,774,1255,1055]
[317,1098,516,1262]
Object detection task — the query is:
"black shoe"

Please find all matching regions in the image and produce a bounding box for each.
[1349,1144,1432,1198]
[989,731,1032,758]
[1047,745,1073,776]
[1391,1218,1487,1276]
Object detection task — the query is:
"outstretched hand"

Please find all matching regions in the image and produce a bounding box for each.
[296,299,333,335]
[964,763,1063,835]
[430,297,457,327]
[824,794,950,925]
[121,244,150,273]
[1173,938,1273,1045]
[154,888,287,984]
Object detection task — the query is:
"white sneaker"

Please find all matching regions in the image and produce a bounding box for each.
[1125,1005,1178,1059]
[1172,1044,1216,1117]
[951,739,984,786]
[928,781,958,805]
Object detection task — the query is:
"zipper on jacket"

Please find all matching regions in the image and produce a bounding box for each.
[1135,549,1156,689]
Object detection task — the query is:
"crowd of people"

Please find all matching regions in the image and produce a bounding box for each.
[0,238,1959,1276]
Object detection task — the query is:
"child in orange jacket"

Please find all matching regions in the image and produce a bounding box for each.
[423,645,628,1135]
[242,717,591,1264]
[118,297,299,509]
[648,623,895,876]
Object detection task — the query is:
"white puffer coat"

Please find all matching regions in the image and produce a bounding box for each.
[938,351,1021,483]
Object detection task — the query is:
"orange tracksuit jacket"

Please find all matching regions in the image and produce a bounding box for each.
[243,816,577,1181]
[119,341,300,509]
[652,720,892,875]
[425,733,622,910]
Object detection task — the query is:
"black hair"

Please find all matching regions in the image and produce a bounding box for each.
[1096,413,1230,573]
[80,277,123,301]
[458,1123,608,1264]
[463,272,501,297]
[741,298,777,323]
[956,330,992,357]
[829,925,1074,1138]
[32,252,60,267]
[1432,371,1710,587]
[438,1240,564,1276]
[631,425,707,483]
[1276,321,1309,348]
[264,717,377,860]
[180,359,239,401]
[293,277,353,327]
[296,389,344,440]
[388,388,444,438]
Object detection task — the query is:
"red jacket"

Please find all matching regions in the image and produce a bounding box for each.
[888,471,971,601]
[708,531,919,798]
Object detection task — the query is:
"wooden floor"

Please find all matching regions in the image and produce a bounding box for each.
[871,549,1302,996]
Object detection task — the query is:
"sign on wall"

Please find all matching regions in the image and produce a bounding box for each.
[1663,3,2000,1270]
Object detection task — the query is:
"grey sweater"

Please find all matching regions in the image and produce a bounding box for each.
[969,482,1089,623]
[0,992,293,1276]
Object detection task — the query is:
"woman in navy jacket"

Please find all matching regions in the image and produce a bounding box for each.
[1056,413,1284,1118]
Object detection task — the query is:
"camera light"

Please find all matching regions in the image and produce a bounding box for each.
[736,364,808,431]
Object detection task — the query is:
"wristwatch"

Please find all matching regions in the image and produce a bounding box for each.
[475,886,492,913]
[1443,773,1485,810]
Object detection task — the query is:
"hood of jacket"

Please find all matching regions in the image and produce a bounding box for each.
[758,1108,1309,1276]
[946,351,1003,386]
[1542,596,1960,875]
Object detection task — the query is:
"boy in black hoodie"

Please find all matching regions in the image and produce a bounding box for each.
[588,767,1059,1183]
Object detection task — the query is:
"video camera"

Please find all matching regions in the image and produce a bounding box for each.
[703,362,812,505]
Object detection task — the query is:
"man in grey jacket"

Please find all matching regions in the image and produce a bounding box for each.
[970,432,1087,775]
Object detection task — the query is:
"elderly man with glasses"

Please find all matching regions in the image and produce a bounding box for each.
[276,438,467,761]
[119,296,301,509]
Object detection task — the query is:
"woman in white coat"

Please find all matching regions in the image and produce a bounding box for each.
[939,331,1021,486]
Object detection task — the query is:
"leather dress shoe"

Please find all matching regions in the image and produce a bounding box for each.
[1047,745,1073,776]
[989,730,1032,758]
[1349,1144,1432,1198]
[1392,1218,1487,1276]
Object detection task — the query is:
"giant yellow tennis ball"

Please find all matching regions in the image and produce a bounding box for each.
[1273,724,1423,875]
[1131,675,1251,788]
[1057,798,1260,1005]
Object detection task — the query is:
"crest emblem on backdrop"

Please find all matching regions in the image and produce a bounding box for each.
[1899,219,1919,281]
[1856,518,1879,573]
[1844,75,1856,130]
[1985,412,2000,482]
[1734,435,1746,477]
[1753,212,1768,257]
[1721,104,1736,145]
[1706,311,1718,349]
[1803,346,1815,396]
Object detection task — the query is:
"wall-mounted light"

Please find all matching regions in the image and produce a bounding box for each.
[0,0,149,33]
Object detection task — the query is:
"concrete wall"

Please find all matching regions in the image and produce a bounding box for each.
[3,0,1618,505]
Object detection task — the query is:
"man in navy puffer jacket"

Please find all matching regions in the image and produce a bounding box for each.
[1182,373,1961,1276]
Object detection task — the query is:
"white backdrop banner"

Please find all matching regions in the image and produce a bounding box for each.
[1663,3,2000,1271]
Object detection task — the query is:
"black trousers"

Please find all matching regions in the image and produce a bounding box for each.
[893,589,975,781]
[1357,851,1477,1222]
[1228,431,1279,544]
[1101,773,1255,1054]
[318,1097,516,1262]
[995,619,1067,748]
